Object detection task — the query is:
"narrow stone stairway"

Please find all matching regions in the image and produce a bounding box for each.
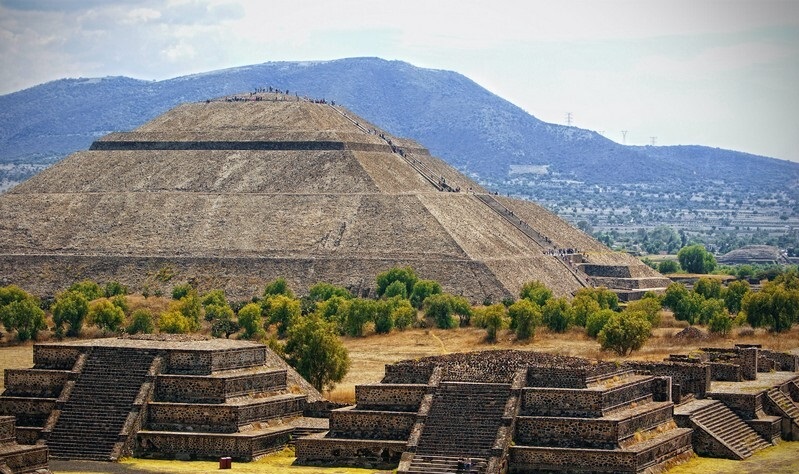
[688,400,770,459]
[404,382,511,474]
[766,388,799,422]
[47,347,159,460]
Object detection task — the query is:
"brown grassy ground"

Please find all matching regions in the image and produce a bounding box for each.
[330,313,799,402]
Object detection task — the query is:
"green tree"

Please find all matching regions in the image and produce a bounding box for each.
[343,298,376,337]
[110,295,129,314]
[201,289,228,308]
[698,298,726,325]
[262,294,301,337]
[376,266,418,297]
[205,303,234,323]
[625,296,662,327]
[742,279,799,332]
[574,287,619,311]
[508,299,542,341]
[171,283,193,300]
[724,280,751,315]
[159,310,191,334]
[52,291,89,338]
[284,313,350,391]
[103,281,128,297]
[308,282,351,302]
[69,279,103,301]
[409,280,442,309]
[316,295,351,330]
[88,299,125,333]
[263,277,295,299]
[390,298,417,330]
[424,294,458,329]
[542,297,572,333]
[694,277,723,300]
[674,292,705,325]
[586,308,616,338]
[598,311,652,356]
[0,285,27,307]
[171,292,201,331]
[0,297,46,342]
[211,318,240,339]
[481,304,508,342]
[373,300,394,334]
[570,295,601,327]
[383,280,408,299]
[519,281,553,306]
[657,260,680,274]
[127,309,155,334]
[237,303,264,339]
[662,282,689,310]
[708,311,733,336]
[677,244,717,274]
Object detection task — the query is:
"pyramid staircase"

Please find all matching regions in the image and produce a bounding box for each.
[674,399,770,460]
[764,387,799,440]
[400,382,514,474]
[45,346,160,461]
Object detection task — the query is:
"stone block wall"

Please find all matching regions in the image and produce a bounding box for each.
[154,370,286,403]
[294,437,406,468]
[135,428,292,461]
[625,362,711,398]
[526,368,589,388]
[521,388,603,417]
[146,396,305,433]
[329,407,416,440]
[760,350,799,371]
[354,384,427,411]
[3,369,69,398]
[0,398,55,427]
[709,363,742,382]
[165,347,266,375]
[382,364,434,384]
[0,417,14,443]
[32,345,82,369]
[580,265,633,278]
[705,392,761,420]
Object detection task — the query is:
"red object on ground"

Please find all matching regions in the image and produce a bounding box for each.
[219,457,232,469]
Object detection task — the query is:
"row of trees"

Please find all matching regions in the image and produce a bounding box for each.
[662,270,799,334]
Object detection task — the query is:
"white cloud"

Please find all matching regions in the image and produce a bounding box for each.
[123,8,162,25]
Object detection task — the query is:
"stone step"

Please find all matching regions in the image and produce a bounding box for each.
[690,400,769,459]
[767,389,799,421]
[405,454,487,474]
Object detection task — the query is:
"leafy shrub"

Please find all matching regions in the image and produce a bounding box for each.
[519,281,552,306]
[127,309,155,334]
[542,297,572,333]
[586,309,616,338]
[598,311,652,356]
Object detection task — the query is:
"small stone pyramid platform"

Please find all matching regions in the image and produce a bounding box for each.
[296,350,694,474]
[0,335,325,461]
[0,91,666,302]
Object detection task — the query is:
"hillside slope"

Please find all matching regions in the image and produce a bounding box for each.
[2,58,797,190]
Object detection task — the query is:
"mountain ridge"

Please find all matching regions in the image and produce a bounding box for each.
[1,57,797,191]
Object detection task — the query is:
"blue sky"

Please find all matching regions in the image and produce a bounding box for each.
[1,0,797,163]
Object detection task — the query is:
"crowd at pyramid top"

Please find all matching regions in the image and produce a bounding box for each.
[206,86,335,105]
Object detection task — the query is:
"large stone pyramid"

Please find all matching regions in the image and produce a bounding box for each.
[0,92,667,300]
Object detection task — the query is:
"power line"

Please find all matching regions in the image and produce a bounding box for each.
[565,112,572,126]
[650,136,657,146]
[621,130,628,144]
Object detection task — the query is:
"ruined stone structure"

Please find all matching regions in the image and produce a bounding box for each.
[0,416,48,474]
[297,347,799,473]
[0,336,326,461]
[0,92,667,302]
